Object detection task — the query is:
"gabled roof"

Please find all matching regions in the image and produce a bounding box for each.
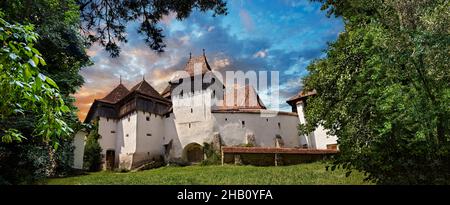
[98,83,129,104]
[286,89,317,105]
[184,55,212,76]
[214,84,266,111]
[161,84,171,98]
[129,79,169,102]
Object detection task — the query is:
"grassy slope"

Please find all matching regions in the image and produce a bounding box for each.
[46,162,371,185]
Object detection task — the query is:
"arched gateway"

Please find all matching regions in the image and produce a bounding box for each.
[183,143,204,163]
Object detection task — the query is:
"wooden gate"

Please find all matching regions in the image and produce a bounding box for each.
[184,143,203,163]
[105,149,115,170]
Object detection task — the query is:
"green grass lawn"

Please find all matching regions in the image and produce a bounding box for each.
[46,162,371,185]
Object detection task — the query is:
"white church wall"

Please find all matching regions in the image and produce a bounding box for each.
[134,111,165,164]
[296,101,338,149]
[98,117,117,156]
[117,112,138,169]
[163,114,183,159]
[213,113,300,148]
[174,119,215,151]
[312,125,338,149]
[172,90,212,123]
[73,130,87,169]
[172,90,215,152]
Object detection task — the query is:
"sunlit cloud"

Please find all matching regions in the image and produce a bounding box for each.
[73,0,344,121]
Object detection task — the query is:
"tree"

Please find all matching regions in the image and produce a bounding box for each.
[78,0,228,57]
[301,0,449,184]
[0,14,71,146]
[0,1,91,183]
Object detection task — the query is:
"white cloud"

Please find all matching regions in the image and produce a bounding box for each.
[253,49,268,58]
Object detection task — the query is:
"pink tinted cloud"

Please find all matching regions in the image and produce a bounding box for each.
[239,9,254,32]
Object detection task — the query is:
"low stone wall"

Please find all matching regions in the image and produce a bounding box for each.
[221,147,338,166]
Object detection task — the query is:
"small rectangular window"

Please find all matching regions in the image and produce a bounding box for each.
[128,117,130,122]
[146,133,152,136]
[242,121,245,128]
[146,116,150,121]
[278,122,281,129]
[188,123,191,128]
[126,134,129,137]
[111,131,116,134]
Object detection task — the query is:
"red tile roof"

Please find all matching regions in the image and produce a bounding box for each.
[161,85,171,98]
[222,147,338,154]
[286,90,317,104]
[215,84,266,110]
[98,83,129,104]
[184,55,212,76]
[131,80,161,98]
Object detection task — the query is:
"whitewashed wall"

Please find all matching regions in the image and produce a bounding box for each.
[163,114,183,159]
[98,117,117,155]
[73,130,87,169]
[172,90,215,154]
[296,101,338,149]
[135,111,165,163]
[117,112,138,169]
[213,113,300,148]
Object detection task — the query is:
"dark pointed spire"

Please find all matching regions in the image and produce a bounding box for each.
[142,74,145,81]
[119,75,122,84]
[202,48,206,56]
[189,52,192,59]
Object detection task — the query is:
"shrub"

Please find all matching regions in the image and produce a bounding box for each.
[83,121,102,172]
[201,142,221,165]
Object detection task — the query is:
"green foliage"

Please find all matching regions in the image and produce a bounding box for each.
[0,15,71,146]
[0,0,89,183]
[0,142,53,185]
[303,0,450,184]
[78,0,228,57]
[201,142,221,165]
[83,121,102,172]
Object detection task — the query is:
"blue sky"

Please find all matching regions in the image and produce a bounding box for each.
[75,0,343,120]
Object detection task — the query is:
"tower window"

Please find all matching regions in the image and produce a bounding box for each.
[188,123,191,128]
[146,133,152,136]
[126,134,129,137]
[190,108,193,113]
[266,118,269,122]
[128,117,130,122]
[111,131,116,134]
[242,121,245,128]
[278,122,281,129]
[146,116,150,121]
[225,118,228,121]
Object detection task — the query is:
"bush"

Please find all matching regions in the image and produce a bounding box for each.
[0,142,51,184]
[83,122,102,172]
[201,142,221,165]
